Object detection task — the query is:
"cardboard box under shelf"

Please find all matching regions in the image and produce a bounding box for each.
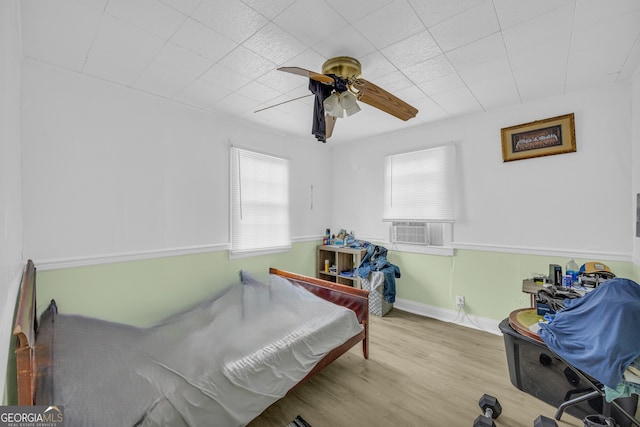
[361,272,392,317]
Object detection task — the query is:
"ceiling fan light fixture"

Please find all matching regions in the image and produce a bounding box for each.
[324,92,343,118]
[340,91,360,116]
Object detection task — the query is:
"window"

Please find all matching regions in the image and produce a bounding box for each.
[230,147,290,256]
[383,144,455,251]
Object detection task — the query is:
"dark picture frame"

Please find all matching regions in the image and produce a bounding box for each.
[501,113,576,162]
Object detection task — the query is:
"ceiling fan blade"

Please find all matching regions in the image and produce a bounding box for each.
[254,94,312,113]
[325,115,337,139]
[278,67,335,84]
[351,79,418,121]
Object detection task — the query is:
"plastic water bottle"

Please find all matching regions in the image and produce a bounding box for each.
[566,259,579,287]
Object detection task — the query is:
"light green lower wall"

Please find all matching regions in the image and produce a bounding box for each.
[389,249,636,321]
[36,242,637,327]
[36,241,318,327]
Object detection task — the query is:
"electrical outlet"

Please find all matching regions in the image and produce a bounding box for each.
[456,295,465,308]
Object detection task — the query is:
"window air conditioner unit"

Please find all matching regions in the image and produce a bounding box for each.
[391,222,429,245]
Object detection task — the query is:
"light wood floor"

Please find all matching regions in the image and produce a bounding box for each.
[249,309,583,427]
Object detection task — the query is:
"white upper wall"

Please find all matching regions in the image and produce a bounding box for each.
[0,0,24,402]
[332,82,633,259]
[21,60,332,263]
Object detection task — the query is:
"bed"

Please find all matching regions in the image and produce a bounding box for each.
[12,260,369,426]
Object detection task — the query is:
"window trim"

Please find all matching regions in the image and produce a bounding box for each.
[229,146,291,257]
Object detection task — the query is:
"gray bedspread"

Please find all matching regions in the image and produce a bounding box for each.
[37,274,363,427]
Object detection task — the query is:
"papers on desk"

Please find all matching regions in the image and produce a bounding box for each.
[529,322,542,335]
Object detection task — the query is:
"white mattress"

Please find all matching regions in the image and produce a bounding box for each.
[40,274,363,427]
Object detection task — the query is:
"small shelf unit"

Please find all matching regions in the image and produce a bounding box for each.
[317,245,366,288]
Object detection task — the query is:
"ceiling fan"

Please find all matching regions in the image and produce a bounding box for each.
[277,56,419,143]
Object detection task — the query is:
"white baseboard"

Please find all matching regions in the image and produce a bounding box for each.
[393,297,502,336]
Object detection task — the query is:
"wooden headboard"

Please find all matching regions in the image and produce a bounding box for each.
[12,259,37,405]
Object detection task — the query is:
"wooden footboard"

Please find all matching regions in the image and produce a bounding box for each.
[12,260,37,405]
[269,268,369,392]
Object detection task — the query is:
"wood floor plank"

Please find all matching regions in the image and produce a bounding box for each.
[249,309,583,427]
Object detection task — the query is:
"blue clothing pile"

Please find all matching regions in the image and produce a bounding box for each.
[538,278,640,388]
[356,245,400,303]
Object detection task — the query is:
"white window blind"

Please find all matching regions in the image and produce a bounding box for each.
[383,144,456,222]
[230,147,291,255]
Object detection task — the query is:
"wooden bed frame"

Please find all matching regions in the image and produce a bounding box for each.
[12,261,369,406]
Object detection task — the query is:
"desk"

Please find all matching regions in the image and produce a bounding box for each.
[504,309,640,426]
[508,308,545,343]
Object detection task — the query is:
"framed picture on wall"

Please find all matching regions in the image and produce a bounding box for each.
[501,113,576,162]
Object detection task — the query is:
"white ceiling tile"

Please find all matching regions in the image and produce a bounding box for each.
[508,39,570,75]
[501,4,574,53]
[159,0,201,15]
[170,18,238,62]
[253,94,308,118]
[249,107,298,128]
[513,65,566,103]
[248,109,312,139]
[446,33,505,70]
[411,96,450,123]
[324,0,394,23]
[173,78,232,108]
[192,0,268,43]
[18,0,640,142]
[274,0,349,46]
[565,46,633,93]
[312,26,377,60]
[456,55,512,85]
[573,0,640,30]
[468,74,520,109]
[235,81,283,104]
[211,92,261,115]
[493,0,574,30]
[240,0,296,20]
[403,54,455,84]
[153,42,214,81]
[429,1,500,52]
[391,85,427,103]
[417,73,465,96]
[256,68,308,93]
[372,71,415,92]
[381,30,443,69]
[134,62,191,98]
[358,51,397,80]
[21,0,106,72]
[354,0,425,49]
[408,0,486,28]
[619,39,640,81]
[432,89,483,116]
[272,97,315,120]
[200,64,252,91]
[242,23,307,65]
[83,14,165,85]
[281,49,330,72]
[219,46,276,79]
[106,0,187,41]
[569,10,640,64]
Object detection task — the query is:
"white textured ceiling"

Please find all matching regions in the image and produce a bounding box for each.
[20,0,640,143]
